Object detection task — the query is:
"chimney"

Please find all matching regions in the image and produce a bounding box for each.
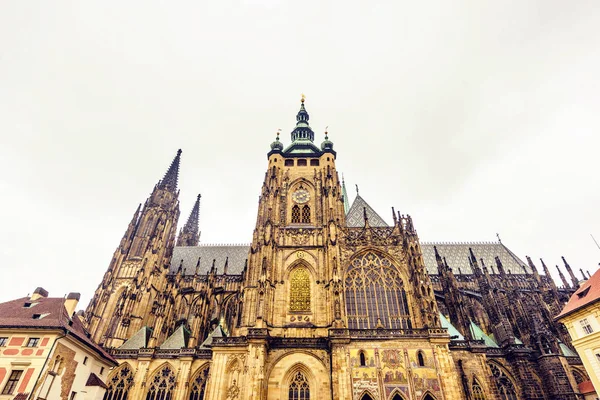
[64,293,80,317]
[30,287,49,301]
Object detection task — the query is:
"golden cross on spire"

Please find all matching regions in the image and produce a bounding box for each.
[301,93,306,103]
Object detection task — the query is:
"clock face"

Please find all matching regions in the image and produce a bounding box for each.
[292,189,310,204]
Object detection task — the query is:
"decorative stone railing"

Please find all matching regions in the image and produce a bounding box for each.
[329,327,449,339]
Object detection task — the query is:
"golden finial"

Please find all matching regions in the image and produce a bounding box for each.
[276,128,281,140]
[301,93,306,103]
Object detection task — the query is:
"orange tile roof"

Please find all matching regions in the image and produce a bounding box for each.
[0,296,117,366]
[557,268,600,319]
[578,380,596,394]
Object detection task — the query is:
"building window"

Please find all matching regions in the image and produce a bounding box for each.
[285,159,294,167]
[345,251,411,329]
[2,370,23,395]
[83,356,88,365]
[580,318,594,335]
[359,352,366,367]
[489,363,518,400]
[145,365,176,400]
[417,351,425,367]
[301,205,310,223]
[0,337,8,346]
[70,392,77,400]
[189,366,209,400]
[289,267,311,312]
[26,337,40,347]
[310,159,319,166]
[291,205,301,224]
[104,365,134,400]
[472,379,486,400]
[288,371,310,400]
[100,367,105,376]
[297,159,307,166]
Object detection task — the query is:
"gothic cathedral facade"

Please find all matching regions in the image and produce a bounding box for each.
[86,99,590,400]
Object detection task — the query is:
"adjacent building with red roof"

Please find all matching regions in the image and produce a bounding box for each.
[0,287,117,399]
[557,268,600,399]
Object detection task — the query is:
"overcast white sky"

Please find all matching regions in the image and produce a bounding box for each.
[1,1,599,307]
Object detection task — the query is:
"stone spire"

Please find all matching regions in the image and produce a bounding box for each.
[561,256,579,289]
[290,95,314,142]
[177,194,201,247]
[158,149,182,191]
[556,265,570,289]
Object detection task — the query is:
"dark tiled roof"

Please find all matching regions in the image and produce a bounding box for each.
[170,245,249,275]
[346,194,389,228]
[0,296,117,366]
[557,268,600,319]
[170,242,530,277]
[86,372,108,389]
[421,242,530,275]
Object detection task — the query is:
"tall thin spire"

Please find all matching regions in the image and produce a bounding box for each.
[158,149,182,191]
[562,256,579,288]
[342,175,350,214]
[556,265,570,289]
[177,194,201,247]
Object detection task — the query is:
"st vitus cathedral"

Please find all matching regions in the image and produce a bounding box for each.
[85,98,591,400]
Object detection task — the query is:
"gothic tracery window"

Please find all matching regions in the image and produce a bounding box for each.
[291,205,301,224]
[301,205,310,223]
[104,365,134,400]
[288,371,310,400]
[189,367,209,400]
[146,365,176,400]
[472,379,486,400]
[289,267,311,312]
[344,251,411,329]
[489,364,518,400]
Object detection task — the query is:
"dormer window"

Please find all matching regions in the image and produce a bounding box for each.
[297,159,307,166]
[577,287,590,299]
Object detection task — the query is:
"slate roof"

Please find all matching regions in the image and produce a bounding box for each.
[160,325,190,349]
[119,326,152,349]
[421,242,530,275]
[169,245,249,275]
[86,372,108,389]
[0,296,117,365]
[557,268,600,319]
[346,194,390,228]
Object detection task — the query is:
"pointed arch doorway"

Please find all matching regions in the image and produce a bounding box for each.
[360,394,374,400]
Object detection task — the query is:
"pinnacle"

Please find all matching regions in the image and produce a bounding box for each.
[184,194,201,233]
[158,149,182,192]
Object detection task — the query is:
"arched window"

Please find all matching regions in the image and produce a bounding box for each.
[146,365,176,400]
[189,366,209,400]
[489,364,518,400]
[291,205,301,224]
[360,394,374,400]
[289,267,311,312]
[345,251,411,329]
[104,365,134,400]
[472,379,486,400]
[301,205,311,223]
[288,371,310,400]
[423,395,436,400]
[359,352,366,367]
[417,351,425,367]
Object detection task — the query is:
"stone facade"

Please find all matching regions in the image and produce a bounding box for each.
[88,99,589,400]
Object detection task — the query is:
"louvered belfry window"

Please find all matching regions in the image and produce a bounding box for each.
[291,205,301,223]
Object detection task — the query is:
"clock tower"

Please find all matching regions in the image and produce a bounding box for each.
[238,96,345,335]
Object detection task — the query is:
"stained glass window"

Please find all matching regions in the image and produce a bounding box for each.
[344,252,411,329]
[145,365,176,400]
[291,205,301,224]
[288,372,310,400]
[290,267,311,312]
[104,365,134,400]
[189,367,209,400]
